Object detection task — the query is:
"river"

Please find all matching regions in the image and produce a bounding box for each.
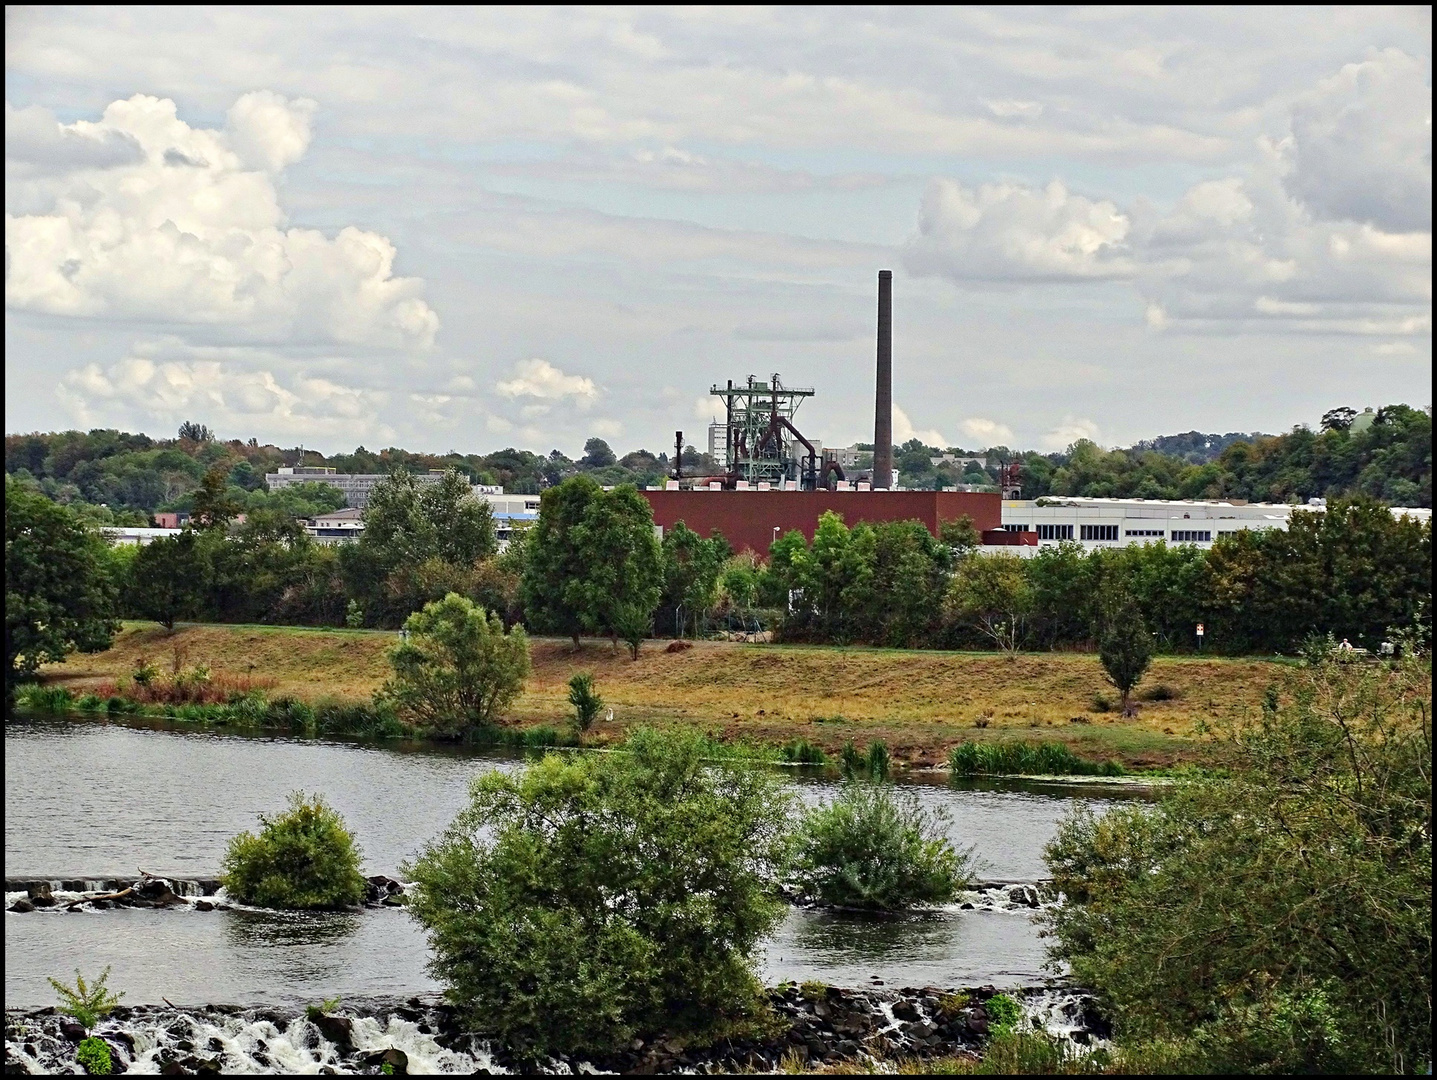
[4,715,1139,1007]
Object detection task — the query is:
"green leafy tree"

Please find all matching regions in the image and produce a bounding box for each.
[6,484,120,687]
[190,463,243,530]
[567,672,603,732]
[792,782,973,911]
[521,477,663,647]
[580,437,617,469]
[123,530,206,629]
[221,792,367,910]
[946,552,1033,652]
[1095,586,1153,716]
[1043,654,1431,1073]
[938,514,981,560]
[381,592,530,737]
[47,967,124,1030]
[403,730,794,1056]
[660,521,728,636]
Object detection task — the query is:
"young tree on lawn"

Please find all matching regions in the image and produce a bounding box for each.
[125,531,207,630]
[1096,586,1153,716]
[382,592,530,737]
[190,464,244,530]
[6,484,120,689]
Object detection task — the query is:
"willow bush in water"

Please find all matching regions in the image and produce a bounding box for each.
[791,781,974,911]
[221,792,367,910]
[1042,652,1432,1073]
[403,729,794,1057]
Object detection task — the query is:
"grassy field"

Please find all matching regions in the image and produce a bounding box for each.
[37,622,1292,768]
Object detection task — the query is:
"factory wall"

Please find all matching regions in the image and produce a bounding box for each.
[641,489,1001,557]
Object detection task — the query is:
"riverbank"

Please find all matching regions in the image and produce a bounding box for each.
[3,983,1108,1075]
[36,621,1286,768]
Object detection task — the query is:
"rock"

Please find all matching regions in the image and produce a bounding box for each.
[159,1061,185,1076]
[891,1000,920,1022]
[194,1058,222,1074]
[965,1012,989,1037]
[111,1031,136,1053]
[665,640,694,653]
[194,901,214,912]
[311,1013,353,1050]
[205,1038,224,1054]
[8,898,35,913]
[27,884,55,908]
[1006,885,1040,908]
[90,899,113,910]
[59,1019,86,1043]
[213,904,232,911]
[104,1041,130,1074]
[175,1040,194,1052]
[381,894,406,907]
[960,902,975,910]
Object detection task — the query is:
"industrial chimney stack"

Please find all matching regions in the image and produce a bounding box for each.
[873,269,893,489]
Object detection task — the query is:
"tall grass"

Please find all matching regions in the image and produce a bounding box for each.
[948,739,1124,777]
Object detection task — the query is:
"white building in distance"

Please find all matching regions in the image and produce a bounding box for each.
[265,466,450,509]
[998,496,1430,554]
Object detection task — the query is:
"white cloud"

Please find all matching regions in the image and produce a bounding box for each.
[58,352,389,441]
[1041,417,1102,451]
[495,358,599,403]
[1144,302,1169,329]
[1284,48,1431,231]
[960,417,1015,446]
[983,99,1043,119]
[892,404,946,448]
[904,178,1133,282]
[5,92,438,349]
[589,418,624,439]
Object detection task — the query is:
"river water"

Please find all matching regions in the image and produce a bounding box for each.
[4,715,1138,1007]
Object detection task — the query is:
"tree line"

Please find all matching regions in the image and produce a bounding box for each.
[7,464,1430,693]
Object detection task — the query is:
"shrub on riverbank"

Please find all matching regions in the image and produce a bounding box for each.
[1043,652,1432,1073]
[381,593,530,738]
[948,740,1124,777]
[403,729,794,1056]
[791,782,973,911]
[221,792,367,910]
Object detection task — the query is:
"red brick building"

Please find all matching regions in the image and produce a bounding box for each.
[640,489,1002,556]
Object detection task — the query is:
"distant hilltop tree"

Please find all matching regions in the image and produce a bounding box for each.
[177,421,213,442]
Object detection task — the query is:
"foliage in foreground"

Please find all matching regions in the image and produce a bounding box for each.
[1043,653,1432,1074]
[381,592,530,738]
[6,483,120,688]
[76,1037,112,1076]
[791,782,973,911]
[47,967,124,1031]
[221,792,367,910]
[403,729,794,1056]
[948,740,1124,777]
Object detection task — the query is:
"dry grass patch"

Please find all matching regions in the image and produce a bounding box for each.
[40,624,1286,768]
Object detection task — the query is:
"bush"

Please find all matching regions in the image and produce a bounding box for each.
[948,740,1123,777]
[780,738,827,765]
[791,782,973,911]
[14,684,75,712]
[1042,654,1432,1073]
[1089,692,1113,713]
[984,992,1023,1034]
[1136,683,1177,702]
[567,672,603,733]
[47,967,124,1030]
[221,792,367,910]
[402,729,794,1056]
[381,592,530,738]
[76,1037,112,1076]
[75,693,104,712]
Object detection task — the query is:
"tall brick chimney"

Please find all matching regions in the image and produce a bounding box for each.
[873,269,893,489]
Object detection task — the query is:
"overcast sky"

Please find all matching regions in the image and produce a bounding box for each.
[5,7,1431,458]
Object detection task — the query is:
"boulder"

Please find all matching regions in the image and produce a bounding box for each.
[194,901,214,912]
[311,1013,353,1050]
[103,1041,130,1074]
[9,898,35,913]
[1006,885,1040,908]
[59,1019,87,1043]
[891,1000,920,1022]
[665,640,694,653]
[27,884,55,908]
[361,1047,409,1074]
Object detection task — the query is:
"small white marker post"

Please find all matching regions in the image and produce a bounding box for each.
[1196,622,1205,652]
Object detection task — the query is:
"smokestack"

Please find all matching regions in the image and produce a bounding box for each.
[873,269,893,489]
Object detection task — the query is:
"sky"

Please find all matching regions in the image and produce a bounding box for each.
[4,6,1431,458]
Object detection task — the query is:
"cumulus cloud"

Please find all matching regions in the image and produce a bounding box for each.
[892,404,946,448]
[58,352,389,441]
[495,358,599,403]
[903,178,1133,282]
[1284,49,1431,232]
[1041,417,1102,452]
[5,92,438,349]
[5,102,144,176]
[960,417,1015,446]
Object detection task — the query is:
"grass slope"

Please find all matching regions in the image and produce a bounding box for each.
[39,622,1287,767]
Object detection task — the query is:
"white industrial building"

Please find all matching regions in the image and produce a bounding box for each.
[299,489,540,547]
[996,496,1431,555]
[265,466,451,509]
